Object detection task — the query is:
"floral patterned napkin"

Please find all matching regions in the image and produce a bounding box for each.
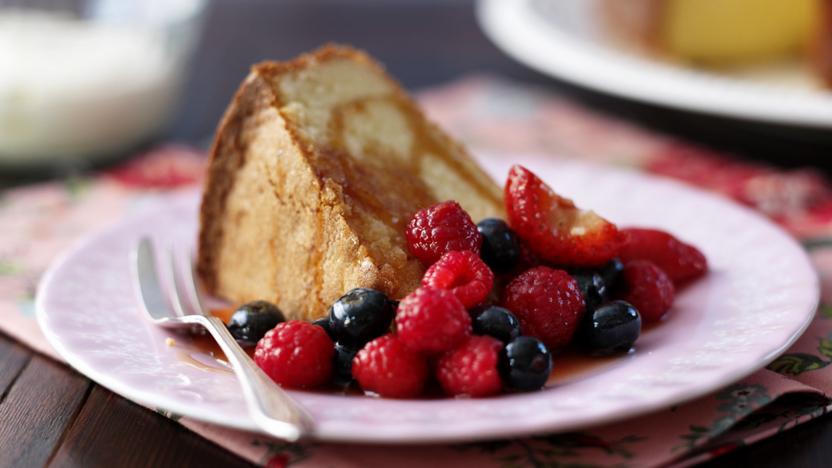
[3,76,832,467]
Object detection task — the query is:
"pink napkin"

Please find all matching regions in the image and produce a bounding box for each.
[3,76,832,467]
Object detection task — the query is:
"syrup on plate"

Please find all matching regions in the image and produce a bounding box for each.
[168,307,247,374]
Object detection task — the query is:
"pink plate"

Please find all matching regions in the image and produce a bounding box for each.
[36,156,819,443]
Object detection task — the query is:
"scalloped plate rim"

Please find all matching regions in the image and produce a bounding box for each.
[36,156,820,443]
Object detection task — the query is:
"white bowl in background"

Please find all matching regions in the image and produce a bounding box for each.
[0,0,206,167]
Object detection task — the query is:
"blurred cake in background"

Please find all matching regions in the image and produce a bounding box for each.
[602,0,832,87]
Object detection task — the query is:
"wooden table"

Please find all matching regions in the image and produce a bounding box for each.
[2,1,831,467]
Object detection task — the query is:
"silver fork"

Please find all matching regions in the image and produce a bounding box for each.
[131,236,313,441]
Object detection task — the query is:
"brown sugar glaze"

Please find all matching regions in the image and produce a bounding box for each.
[170,307,248,375]
[279,87,507,310]
[324,94,501,233]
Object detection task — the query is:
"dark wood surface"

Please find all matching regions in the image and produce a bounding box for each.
[3,1,832,467]
[0,333,254,468]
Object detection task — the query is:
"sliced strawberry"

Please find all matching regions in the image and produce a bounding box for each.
[504,165,622,268]
[619,227,708,285]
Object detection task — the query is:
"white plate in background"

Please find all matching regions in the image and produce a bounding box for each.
[477,0,832,128]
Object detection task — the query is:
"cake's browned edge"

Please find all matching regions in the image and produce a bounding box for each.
[196,68,268,294]
[197,43,504,299]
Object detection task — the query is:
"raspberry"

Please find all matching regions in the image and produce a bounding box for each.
[502,266,585,349]
[437,336,504,397]
[505,165,621,267]
[395,287,471,354]
[422,250,495,308]
[254,320,334,389]
[618,260,675,323]
[620,228,708,285]
[352,334,428,398]
[406,201,482,265]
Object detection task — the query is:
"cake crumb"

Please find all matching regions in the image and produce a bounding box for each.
[165,337,176,347]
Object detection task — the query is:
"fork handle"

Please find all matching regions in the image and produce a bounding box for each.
[193,315,313,441]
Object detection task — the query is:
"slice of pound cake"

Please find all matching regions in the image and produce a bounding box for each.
[197,45,504,321]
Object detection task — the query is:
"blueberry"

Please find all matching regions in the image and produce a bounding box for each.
[328,288,396,346]
[226,300,285,346]
[571,271,606,311]
[579,300,641,356]
[600,258,624,290]
[312,317,335,340]
[473,305,521,343]
[477,218,521,273]
[333,342,359,387]
[500,336,553,391]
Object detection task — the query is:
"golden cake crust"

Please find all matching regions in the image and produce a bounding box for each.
[197,45,503,320]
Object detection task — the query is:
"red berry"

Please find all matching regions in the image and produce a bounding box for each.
[505,165,622,267]
[422,250,495,308]
[406,201,482,265]
[395,287,471,354]
[352,334,428,398]
[620,227,708,285]
[437,336,504,397]
[618,260,675,323]
[254,320,333,389]
[502,266,585,349]
[516,240,543,271]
